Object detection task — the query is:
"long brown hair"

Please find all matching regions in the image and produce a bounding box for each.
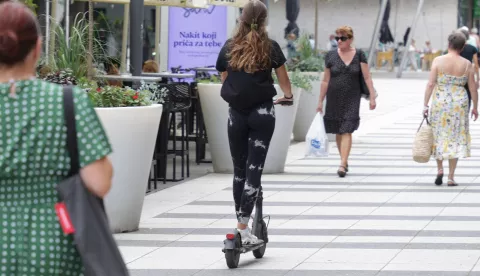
[228,0,270,73]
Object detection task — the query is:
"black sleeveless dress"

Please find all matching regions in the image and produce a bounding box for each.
[323,49,367,134]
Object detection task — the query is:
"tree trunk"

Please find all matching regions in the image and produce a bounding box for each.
[87,0,93,80]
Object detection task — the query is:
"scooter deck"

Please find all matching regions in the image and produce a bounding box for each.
[238,241,266,253]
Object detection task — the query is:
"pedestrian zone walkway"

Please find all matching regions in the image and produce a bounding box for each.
[116,79,480,276]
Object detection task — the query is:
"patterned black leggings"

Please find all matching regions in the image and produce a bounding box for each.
[228,101,276,225]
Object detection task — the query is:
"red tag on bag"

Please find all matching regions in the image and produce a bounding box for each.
[55,202,75,234]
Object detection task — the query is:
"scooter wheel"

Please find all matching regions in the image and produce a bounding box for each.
[253,220,268,259]
[225,234,241,268]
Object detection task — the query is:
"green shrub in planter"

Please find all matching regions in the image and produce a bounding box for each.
[287,33,324,76]
[196,74,221,84]
[281,34,323,93]
[43,69,78,86]
[78,79,153,107]
[272,69,319,92]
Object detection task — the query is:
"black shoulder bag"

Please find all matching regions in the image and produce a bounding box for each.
[358,49,378,100]
[56,86,129,276]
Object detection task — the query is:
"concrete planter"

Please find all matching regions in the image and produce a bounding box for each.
[95,104,163,233]
[198,83,301,174]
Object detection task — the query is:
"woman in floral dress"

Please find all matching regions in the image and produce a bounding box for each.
[0,2,113,275]
[424,32,478,186]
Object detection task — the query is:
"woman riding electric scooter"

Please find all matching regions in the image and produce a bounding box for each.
[216,0,293,245]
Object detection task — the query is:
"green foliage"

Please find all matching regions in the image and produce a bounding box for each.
[21,0,37,13]
[43,69,78,85]
[290,70,319,91]
[272,69,319,92]
[139,81,169,105]
[50,13,113,80]
[288,33,324,73]
[79,80,153,108]
[196,74,221,84]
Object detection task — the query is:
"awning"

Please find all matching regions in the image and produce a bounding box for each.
[209,0,249,7]
[75,0,207,7]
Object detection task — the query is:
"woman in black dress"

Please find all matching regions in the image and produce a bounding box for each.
[459,28,480,108]
[317,26,377,177]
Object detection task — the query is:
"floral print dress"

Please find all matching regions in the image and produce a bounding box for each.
[429,70,471,160]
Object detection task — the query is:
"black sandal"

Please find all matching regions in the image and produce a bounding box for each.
[435,169,444,185]
[337,166,347,178]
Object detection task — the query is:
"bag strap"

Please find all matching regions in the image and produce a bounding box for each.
[356,49,364,78]
[63,86,80,176]
[417,116,430,132]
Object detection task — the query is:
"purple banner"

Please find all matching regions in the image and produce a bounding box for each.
[168,6,227,70]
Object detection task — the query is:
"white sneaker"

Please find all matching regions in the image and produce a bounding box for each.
[237,228,263,245]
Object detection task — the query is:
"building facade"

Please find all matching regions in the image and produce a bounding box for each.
[267,0,458,51]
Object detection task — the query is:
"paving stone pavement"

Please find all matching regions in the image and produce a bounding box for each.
[116,78,480,276]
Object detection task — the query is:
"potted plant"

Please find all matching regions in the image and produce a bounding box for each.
[288,33,328,142]
[74,79,164,233]
[41,13,162,233]
[37,13,116,82]
[197,75,302,174]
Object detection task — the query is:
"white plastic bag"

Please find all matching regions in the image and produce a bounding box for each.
[305,113,329,158]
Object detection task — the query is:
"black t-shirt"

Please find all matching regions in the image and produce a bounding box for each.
[215,39,287,110]
[460,44,478,62]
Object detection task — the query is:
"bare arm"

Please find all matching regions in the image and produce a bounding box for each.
[220,71,228,84]
[424,58,438,108]
[360,62,375,100]
[274,65,293,98]
[468,62,478,111]
[80,157,113,198]
[319,68,330,104]
[473,53,479,83]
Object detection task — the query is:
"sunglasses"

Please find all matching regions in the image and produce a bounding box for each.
[335,36,349,42]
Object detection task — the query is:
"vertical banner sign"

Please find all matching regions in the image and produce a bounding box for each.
[168,6,227,70]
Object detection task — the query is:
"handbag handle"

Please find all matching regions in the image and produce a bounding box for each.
[63,86,80,176]
[417,115,431,133]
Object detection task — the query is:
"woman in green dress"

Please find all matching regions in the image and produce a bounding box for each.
[0,2,113,275]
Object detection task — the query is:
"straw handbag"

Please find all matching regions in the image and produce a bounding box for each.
[412,116,433,163]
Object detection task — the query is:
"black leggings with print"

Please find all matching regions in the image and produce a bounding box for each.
[228,101,276,225]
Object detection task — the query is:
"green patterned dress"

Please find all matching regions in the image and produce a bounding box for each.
[0,79,112,276]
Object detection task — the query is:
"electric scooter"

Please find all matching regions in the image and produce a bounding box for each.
[222,99,292,269]
[222,187,270,269]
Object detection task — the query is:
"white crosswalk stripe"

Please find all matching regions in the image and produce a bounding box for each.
[118,79,480,275]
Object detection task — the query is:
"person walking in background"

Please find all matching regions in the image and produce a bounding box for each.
[423,40,433,54]
[408,39,420,71]
[326,34,338,51]
[424,32,478,186]
[471,28,480,49]
[0,2,114,275]
[286,32,299,61]
[309,34,316,50]
[461,26,479,50]
[216,0,292,245]
[317,26,376,178]
[458,28,480,101]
